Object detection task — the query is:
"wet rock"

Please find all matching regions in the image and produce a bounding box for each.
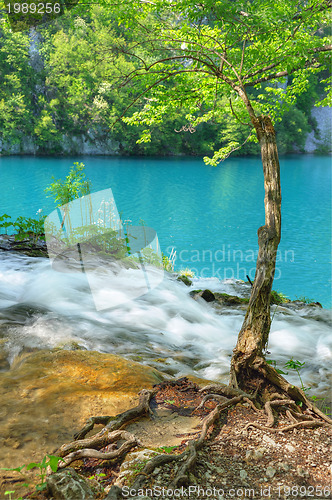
[214,293,249,306]
[177,275,192,286]
[0,235,48,257]
[46,467,95,500]
[0,339,10,371]
[200,289,216,302]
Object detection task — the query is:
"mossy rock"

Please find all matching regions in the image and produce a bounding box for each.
[177,275,192,286]
[214,293,249,306]
[270,290,291,305]
[190,290,249,306]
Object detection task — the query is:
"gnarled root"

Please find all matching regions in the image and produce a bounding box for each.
[230,355,332,429]
[54,388,156,466]
[57,431,138,469]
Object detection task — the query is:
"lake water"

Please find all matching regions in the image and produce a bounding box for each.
[0,155,331,307]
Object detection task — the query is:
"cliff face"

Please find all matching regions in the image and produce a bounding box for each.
[0,133,121,155]
[304,106,332,154]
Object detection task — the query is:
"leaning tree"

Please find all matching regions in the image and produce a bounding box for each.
[105,0,332,411]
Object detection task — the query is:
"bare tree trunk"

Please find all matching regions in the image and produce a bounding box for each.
[230,115,281,390]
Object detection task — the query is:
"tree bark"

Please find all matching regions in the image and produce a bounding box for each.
[230,115,281,390]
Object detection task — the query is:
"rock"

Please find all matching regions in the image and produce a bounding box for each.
[0,339,10,371]
[266,466,276,478]
[239,469,248,481]
[177,275,192,286]
[214,292,249,306]
[278,462,290,472]
[0,350,166,474]
[262,435,279,447]
[246,447,267,461]
[0,235,48,257]
[296,466,309,477]
[103,485,123,499]
[115,449,159,486]
[46,467,95,500]
[285,444,296,453]
[201,289,216,302]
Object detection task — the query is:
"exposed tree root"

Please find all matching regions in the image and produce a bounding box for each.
[55,389,156,460]
[231,356,332,426]
[57,431,138,468]
[199,383,255,400]
[264,399,298,427]
[245,420,324,433]
[50,376,330,494]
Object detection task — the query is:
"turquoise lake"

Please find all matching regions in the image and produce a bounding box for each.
[0,155,331,307]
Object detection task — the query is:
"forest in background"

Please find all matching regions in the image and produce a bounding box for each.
[0,5,330,156]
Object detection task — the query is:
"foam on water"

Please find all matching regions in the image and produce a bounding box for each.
[0,251,331,398]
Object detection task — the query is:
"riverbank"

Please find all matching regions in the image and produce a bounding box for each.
[0,244,331,499]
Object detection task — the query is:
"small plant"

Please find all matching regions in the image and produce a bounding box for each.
[164,399,175,405]
[45,162,91,207]
[267,358,330,415]
[4,491,16,500]
[284,358,310,394]
[13,215,46,243]
[88,472,106,481]
[310,395,331,417]
[270,290,290,305]
[156,445,177,454]
[1,455,65,493]
[266,359,288,375]
[162,253,174,272]
[178,268,195,278]
[296,295,315,304]
[0,214,13,234]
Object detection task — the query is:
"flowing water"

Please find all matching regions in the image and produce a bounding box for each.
[0,155,331,403]
[0,251,331,402]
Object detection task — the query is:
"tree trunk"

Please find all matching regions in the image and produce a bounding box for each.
[230,115,281,390]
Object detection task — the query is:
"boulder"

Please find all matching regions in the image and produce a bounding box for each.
[46,467,95,500]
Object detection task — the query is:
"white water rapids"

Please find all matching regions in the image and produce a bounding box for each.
[0,251,331,402]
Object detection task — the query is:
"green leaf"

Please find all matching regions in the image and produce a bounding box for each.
[1,466,25,473]
[47,455,65,472]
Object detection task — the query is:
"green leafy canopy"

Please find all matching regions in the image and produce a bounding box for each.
[108,0,331,163]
